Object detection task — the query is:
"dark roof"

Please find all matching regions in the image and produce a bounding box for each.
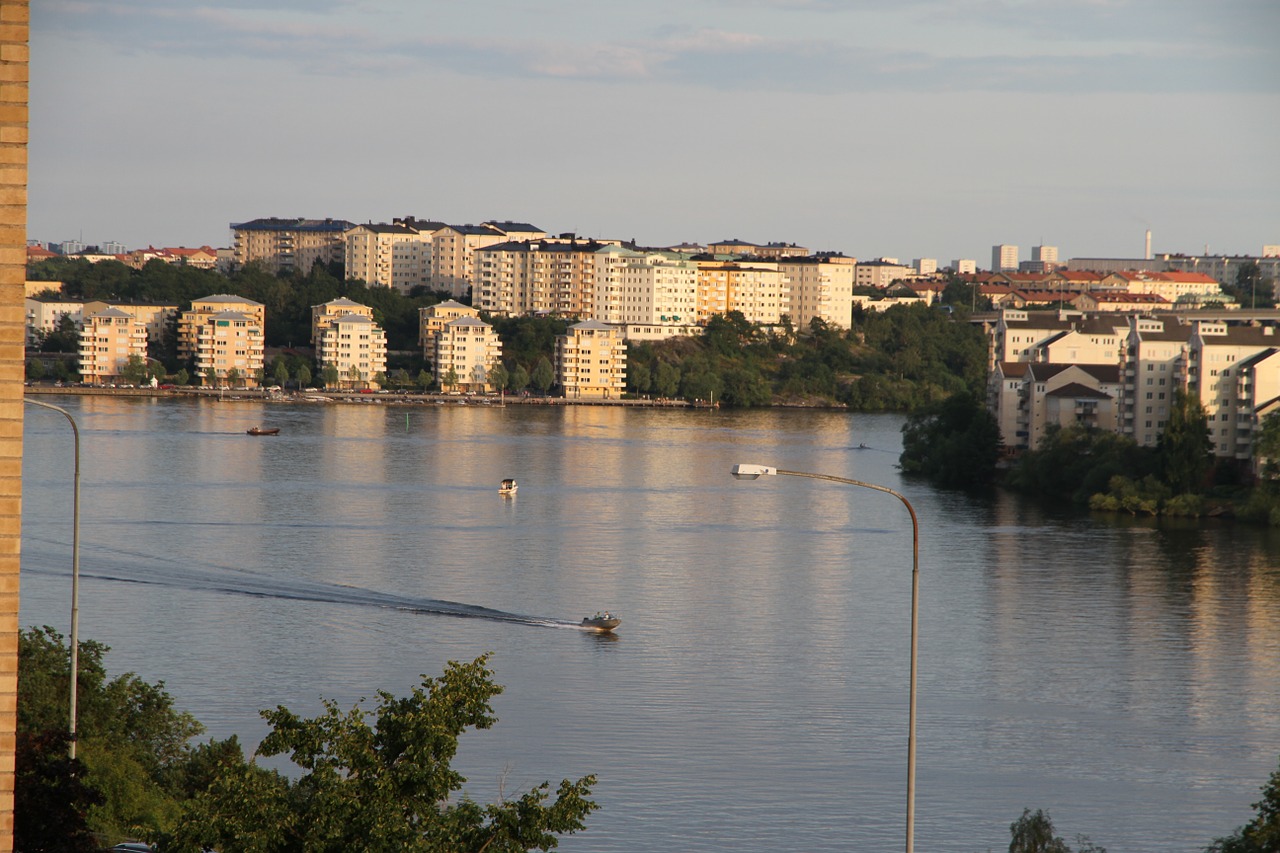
[485,221,543,234]
[231,217,354,233]
[1047,382,1112,400]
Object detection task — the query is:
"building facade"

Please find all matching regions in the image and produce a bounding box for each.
[434,316,502,392]
[555,320,627,399]
[419,299,479,365]
[780,255,856,330]
[78,307,148,384]
[230,217,354,274]
[316,313,387,389]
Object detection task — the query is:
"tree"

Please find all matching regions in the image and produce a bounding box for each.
[509,364,530,393]
[900,391,1000,489]
[488,362,509,392]
[121,354,148,386]
[1208,755,1280,852]
[226,367,242,388]
[653,361,680,398]
[25,358,46,382]
[17,627,207,845]
[165,655,597,853]
[37,314,80,353]
[273,359,290,388]
[347,364,362,388]
[531,356,555,395]
[1157,388,1212,494]
[1008,809,1104,853]
[322,364,339,388]
[296,364,312,388]
[444,367,459,390]
[174,368,189,387]
[416,369,432,391]
[1255,413,1280,482]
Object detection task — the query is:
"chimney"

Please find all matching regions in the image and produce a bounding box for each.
[1144,230,1151,260]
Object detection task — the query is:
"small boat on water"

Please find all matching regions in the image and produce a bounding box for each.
[499,478,518,495]
[246,426,280,436]
[581,612,621,632]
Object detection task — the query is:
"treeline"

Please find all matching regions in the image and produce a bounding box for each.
[899,388,1280,525]
[29,257,991,410]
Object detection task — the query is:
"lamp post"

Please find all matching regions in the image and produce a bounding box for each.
[730,463,919,853]
[26,398,82,759]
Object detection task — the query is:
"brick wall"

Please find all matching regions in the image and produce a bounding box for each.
[0,1,26,848]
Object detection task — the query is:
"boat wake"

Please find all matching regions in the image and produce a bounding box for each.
[22,535,600,632]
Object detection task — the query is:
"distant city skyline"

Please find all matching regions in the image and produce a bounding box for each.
[28,1,1280,265]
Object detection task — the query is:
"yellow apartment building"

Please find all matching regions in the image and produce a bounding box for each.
[474,239,598,318]
[82,300,177,345]
[311,297,373,345]
[432,221,545,299]
[779,255,856,330]
[230,217,354,274]
[695,262,788,326]
[191,310,265,387]
[419,299,479,365]
[23,295,81,344]
[178,294,265,361]
[78,307,148,385]
[592,245,646,325]
[344,221,440,292]
[434,316,502,392]
[555,320,627,399]
[1186,320,1280,458]
[316,313,387,389]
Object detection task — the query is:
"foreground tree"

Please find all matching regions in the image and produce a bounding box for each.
[899,391,1000,489]
[1207,755,1280,852]
[1009,808,1106,853]
[165,654,598,853]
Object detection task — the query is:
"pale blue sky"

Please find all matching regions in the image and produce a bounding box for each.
[29,0,1280,265]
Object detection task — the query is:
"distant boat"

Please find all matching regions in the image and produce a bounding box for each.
[581,612,621,632]
[499,478,517,495]
[246,426,280,436]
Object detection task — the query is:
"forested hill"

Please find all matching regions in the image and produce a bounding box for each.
[28,256,989,410]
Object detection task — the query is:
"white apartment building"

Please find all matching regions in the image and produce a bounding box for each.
[779,255,856,330]
[854,260,912,289]
[593,245,647,325]
[25,296,83,344]
[1186,321,1280,459]
[912,258,938,276]
[1118,316,1190,448]
[555,320,627,400]
[473,240,597,318]
[989,361,1120,451]
[316,313,387,389]
[992,244,1019,273]
[952,259,977,275]
[78,307,148,385]
[82,301,178,346]
[722,263,789,326]
[434,316,502,392]
[1235,349,1280,466]
[623,258,699,326]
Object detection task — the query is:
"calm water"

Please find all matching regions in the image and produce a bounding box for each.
[19,396,1280,852]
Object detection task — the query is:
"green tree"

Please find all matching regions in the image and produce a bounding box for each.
[166,655,597,853]
[1008,809,1104,853]
[1158,388,1212,494]
[226,367,242,388]
[416,369,433,391]
[296,364,312,388]
[25,358,46,382]
[1208,754,1280,852]
[121,354,148,386]
[273,359,290,388]
[900,391,1000,489]
[347,364,362,387]
[443,367,459,390]
[174,368,189,387]
[1255,412,1280,482]
[531,356,555,395]
[18,627,207,844]
[322,364,340,388]
[38,314,80,353]
[509,364,530,393]
[488,361,509,391]
[653,361,680,398]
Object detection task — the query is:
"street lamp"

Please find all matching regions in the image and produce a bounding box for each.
[730,463,920,853]
[26,398,82,760]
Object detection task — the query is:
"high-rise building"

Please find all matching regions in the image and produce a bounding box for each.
[992,244,1018,272]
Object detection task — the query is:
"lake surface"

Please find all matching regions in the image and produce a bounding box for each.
[19,396,1280,852]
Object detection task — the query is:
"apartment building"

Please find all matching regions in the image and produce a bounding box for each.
[316,313,387,389]
[779,255,856,330]
[1074,292,1171,312]
[989,361,1120,451]
[311,297,374,345]
[1235,349,1280,465]
[1111,271,1223,307]
[1118,316,1190,448]
[230,218,354,274]
[82,301,178,345]
[707,238,759,256]
[622,257,699,326]
[178,295,266,360]
[992,244,1018,273]
[78,307,148,385]
[1186,321,1280,459]
[345,222,437,292]
[432,221,545,299]
[718,263,789,326]
[434,316,502,392]
[473,240,597,317]
[555,320,627,399]
[854,259,912,289]
[190,310,265,387]
[592,245,647,325]
[24,296,83,344]
[419,299,479,365]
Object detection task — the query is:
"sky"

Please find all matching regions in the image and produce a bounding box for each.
[28,0,1280,266]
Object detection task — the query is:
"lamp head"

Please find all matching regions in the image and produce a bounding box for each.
[731,463,777,480]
